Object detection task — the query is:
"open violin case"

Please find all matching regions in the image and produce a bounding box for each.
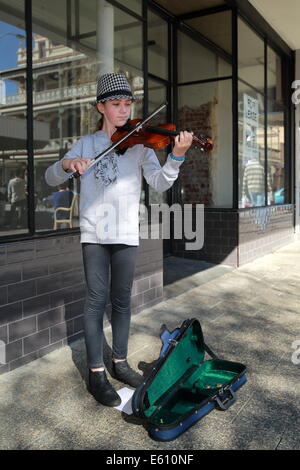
[132,318,247,441]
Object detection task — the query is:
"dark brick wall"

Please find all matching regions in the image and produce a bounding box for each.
[239,205,295,265]
[0,234,163,376]
[172,210,239,266]
[178,103,214,206]
[172,206,295,267]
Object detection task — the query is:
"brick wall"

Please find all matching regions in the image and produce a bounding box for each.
[0,234,163,375]
[239,204,295,265]
[178,103,214,206]
[172,205,295,267]
[172,210,239,266]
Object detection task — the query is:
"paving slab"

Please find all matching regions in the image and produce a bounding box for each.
[0,241,300,450]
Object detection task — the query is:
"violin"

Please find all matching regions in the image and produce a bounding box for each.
[69,103,213,179]
[112,119,214,153]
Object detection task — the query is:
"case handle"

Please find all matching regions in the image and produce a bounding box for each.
[214,387,236,411]
[204,342,219,360]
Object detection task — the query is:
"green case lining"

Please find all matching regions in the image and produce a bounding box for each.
[142,320,245,425]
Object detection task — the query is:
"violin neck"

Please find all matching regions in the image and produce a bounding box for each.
[145,125,202,145]
[144,126,178,138]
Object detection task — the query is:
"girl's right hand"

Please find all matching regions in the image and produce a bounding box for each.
[62,158,91,174]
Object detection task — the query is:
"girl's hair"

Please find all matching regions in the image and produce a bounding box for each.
[95,101,104,131]
[96,115,104,131]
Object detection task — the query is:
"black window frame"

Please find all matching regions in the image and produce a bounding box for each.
[0,0,294,244]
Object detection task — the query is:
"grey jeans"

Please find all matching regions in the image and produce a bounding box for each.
[82,243,138,369]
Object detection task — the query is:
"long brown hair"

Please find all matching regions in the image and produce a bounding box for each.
[96,115,104,131]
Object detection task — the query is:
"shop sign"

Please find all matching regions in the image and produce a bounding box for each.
[243,94,259,162]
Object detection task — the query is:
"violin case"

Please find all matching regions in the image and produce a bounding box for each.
[131,318,247,441]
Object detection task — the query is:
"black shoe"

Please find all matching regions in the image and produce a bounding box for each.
[111,360,143,388]
[88,369,121,407]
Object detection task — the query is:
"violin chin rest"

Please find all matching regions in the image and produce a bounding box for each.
[115,118,133,131]
[115,147,128,155]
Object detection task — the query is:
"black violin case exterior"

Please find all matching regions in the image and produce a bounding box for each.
[131,318,247,441]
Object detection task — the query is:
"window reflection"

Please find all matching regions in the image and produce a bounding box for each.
[178,30,231,83]
[238,18,264,92]
[268,102,285,205]
[178,80,232,208]
[148,79,168,205]
[30,0,143,232]
[267,48,285,206]
[0,12,28,235]
[238,83,266,208]
[148,11,168,80]
[267,47,286,106]
[185,10,232,56]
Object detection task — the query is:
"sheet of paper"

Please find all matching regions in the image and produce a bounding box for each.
[113,387,135,414]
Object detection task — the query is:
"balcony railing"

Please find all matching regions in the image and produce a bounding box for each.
[4,82,97,106]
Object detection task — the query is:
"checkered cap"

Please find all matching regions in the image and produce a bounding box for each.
[96,73,134,103]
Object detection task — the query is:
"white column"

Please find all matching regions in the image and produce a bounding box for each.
[97,0,114,76]
[295,50,300,235]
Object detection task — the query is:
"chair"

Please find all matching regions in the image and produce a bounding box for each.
[53,193,78,230]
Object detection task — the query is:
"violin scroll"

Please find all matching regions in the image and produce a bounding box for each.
[193,133,214,153]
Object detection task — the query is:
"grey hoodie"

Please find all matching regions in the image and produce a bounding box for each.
[45,131,184,245]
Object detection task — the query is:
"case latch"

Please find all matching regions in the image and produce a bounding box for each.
[214,386,237,411]
[168,338,178,347]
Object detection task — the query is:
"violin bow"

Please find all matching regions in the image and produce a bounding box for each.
[68,102,168,179]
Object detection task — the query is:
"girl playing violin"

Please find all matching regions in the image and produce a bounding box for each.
[45,73,193,407]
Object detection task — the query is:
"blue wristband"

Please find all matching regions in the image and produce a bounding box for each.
[169,152,185,161]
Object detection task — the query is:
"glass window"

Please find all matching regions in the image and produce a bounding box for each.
[117,0,142,16]
[148,11,168,80]
[78,0,142,76]
[267,100,285,205]
[154,0,226,16]
[148,79,168,123]
[31,0,143,232]
[267,46,286,106]
[76,0,143,21]
[185,10,232,57]
[238,82,266,208]
[0,0,28,236]
[238,18,264,93]
[148,79,168,205]
[178,30,231,83]
[38,40,46,58]
[298,114,300,222]
[178,79,232,208]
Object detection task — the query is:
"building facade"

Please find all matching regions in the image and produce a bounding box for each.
[0,0,298,374]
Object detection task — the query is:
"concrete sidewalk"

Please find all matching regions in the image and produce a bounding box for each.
[0,242,299,450]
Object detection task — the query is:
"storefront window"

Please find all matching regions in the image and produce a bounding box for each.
[185,10,232,57]
[238,24,288,209]
[238,18,264,93]
[267,101,285,205]
[238,83,265,208]
[78,0,142,76]
[0,1,292,242]
[148,78,168,123]
[178,30,231,83]
[30,0,143,232]
[0,0,27,236]
[267,47,286,205]
[267,46,286,105]
[178,79,232,208]
[154,0,227,16]
[148,10,168,80]
[148,78,168,205]
[117,0,142,16]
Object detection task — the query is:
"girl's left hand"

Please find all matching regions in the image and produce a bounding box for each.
[172,131,194,157]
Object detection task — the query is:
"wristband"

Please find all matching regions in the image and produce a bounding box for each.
[169,152,185,161]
